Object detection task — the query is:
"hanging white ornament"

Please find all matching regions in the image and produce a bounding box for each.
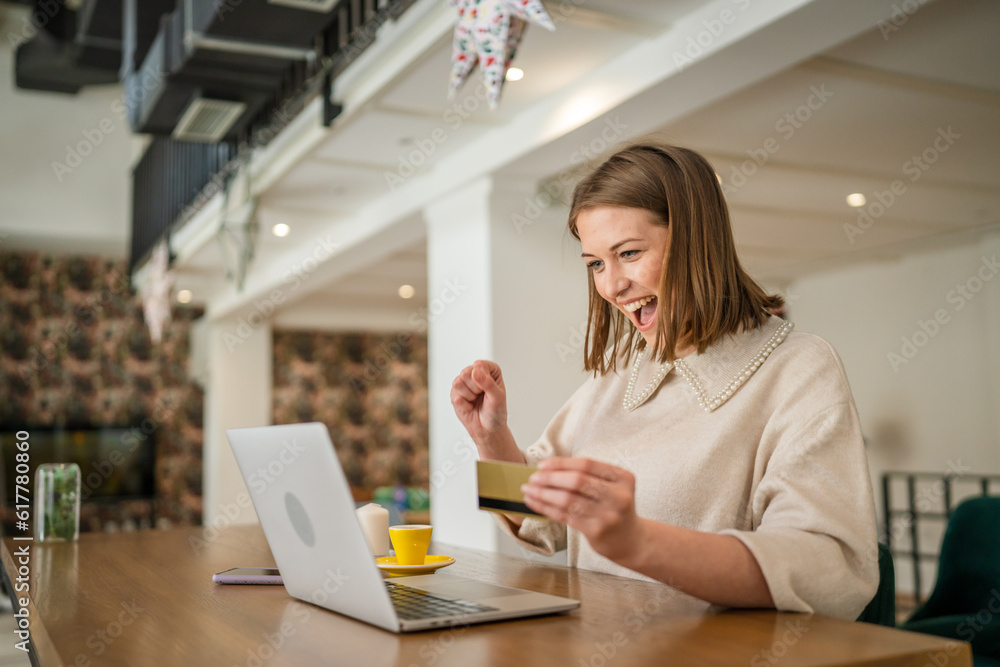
[141,240,175,344]
[448,0,555,110]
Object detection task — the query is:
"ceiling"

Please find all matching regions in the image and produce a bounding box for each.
[2,0,998,327]
[216,0,1000,322]
[668,0,1000,277]
[0,3,134,256]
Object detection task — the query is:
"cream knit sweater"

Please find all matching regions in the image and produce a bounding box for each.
[499,316,879,620]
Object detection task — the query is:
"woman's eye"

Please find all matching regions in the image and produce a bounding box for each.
[586,260,603,270]
[621,250,639,259]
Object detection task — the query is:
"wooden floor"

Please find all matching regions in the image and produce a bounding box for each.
[896,593,919,625]
[0,584,929,666]
[0,591,928,664]
[0,614,31,666]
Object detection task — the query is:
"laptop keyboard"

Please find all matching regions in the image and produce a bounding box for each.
[385,581,499,620]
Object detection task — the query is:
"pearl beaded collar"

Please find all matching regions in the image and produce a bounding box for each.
[622,352,672,412]
[675,320,794,412]
[621,319,794,413]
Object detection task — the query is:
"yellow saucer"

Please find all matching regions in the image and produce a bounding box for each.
[375,555,455,576]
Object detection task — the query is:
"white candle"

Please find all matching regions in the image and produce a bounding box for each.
[355,503,391,557]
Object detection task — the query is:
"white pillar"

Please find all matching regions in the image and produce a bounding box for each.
[426,177,497,551]
[202,315,273,526]
[425,176,588,555]
[981,231,1000,450]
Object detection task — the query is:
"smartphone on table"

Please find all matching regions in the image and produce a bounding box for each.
[212,567,283,584]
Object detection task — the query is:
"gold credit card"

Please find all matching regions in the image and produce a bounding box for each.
[476,460,543,518]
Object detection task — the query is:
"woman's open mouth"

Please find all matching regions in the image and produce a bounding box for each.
[622,296,657,331]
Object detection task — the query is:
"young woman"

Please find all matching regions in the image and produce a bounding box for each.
[450,143,878,620]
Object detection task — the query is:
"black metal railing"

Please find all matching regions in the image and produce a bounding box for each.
[129,0,418,274]
[326,0,420,78]
[130,138,237,273]
[882,470,1000,604]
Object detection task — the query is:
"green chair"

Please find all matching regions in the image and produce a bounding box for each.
[857,542,896,626]
[901,496,1000,663]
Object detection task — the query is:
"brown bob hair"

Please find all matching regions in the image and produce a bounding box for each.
[567,143,784,374]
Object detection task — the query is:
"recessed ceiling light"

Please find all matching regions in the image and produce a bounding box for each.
[398,284,415,299]
[272,223,290,237]
[846,193,866,208]
[177,289,193,304]
[505,67,524,82]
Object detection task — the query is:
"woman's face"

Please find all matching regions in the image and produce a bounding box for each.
[576,206,670,351]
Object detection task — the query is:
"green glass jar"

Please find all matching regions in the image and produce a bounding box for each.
[35,463,81,543]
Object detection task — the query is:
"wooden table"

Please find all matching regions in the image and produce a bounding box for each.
[1,525,971,667]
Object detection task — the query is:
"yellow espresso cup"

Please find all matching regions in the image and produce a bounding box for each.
[388,524,433,566]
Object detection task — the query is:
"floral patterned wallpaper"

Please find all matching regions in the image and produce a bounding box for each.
[0,252,204,531]
[272,330,430,496]
[0,251,431,533]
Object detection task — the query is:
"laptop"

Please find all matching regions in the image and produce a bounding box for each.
[225,422,580,632]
